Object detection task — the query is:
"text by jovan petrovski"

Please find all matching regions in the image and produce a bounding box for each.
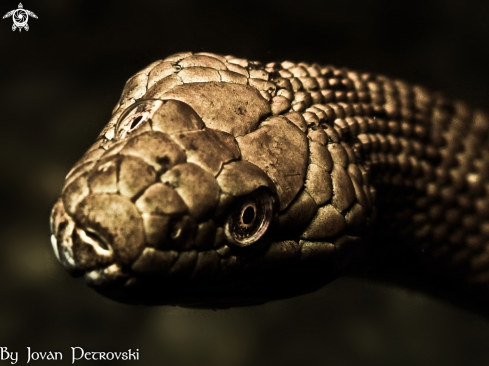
[0,347,140,364]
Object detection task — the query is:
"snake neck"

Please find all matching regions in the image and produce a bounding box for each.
[262,62,489,295]
[334,75,489,295]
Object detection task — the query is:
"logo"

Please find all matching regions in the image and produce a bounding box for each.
[3,3,37,31]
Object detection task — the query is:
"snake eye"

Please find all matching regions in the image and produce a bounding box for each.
[115,99,163,140]
[224,188,274,247]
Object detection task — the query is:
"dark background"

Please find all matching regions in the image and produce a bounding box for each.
[1,0,489,365]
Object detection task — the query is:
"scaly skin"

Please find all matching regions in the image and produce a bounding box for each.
[50,52,489,307]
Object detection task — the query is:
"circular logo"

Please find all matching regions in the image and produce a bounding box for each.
[12,9,28,29]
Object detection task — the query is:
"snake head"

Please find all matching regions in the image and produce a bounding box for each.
[51,53,370,307]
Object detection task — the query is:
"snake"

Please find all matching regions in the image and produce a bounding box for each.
[49,51,489,309]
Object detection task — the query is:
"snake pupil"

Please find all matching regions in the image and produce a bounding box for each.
[242,205,255,225]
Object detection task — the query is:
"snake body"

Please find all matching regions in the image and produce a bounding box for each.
[50,52,489,307]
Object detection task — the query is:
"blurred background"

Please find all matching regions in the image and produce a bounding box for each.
[1,0,489,365]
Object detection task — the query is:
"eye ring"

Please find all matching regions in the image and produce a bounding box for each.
[224,188,274,247]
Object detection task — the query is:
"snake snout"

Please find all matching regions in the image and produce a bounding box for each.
[51,191,147,278]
